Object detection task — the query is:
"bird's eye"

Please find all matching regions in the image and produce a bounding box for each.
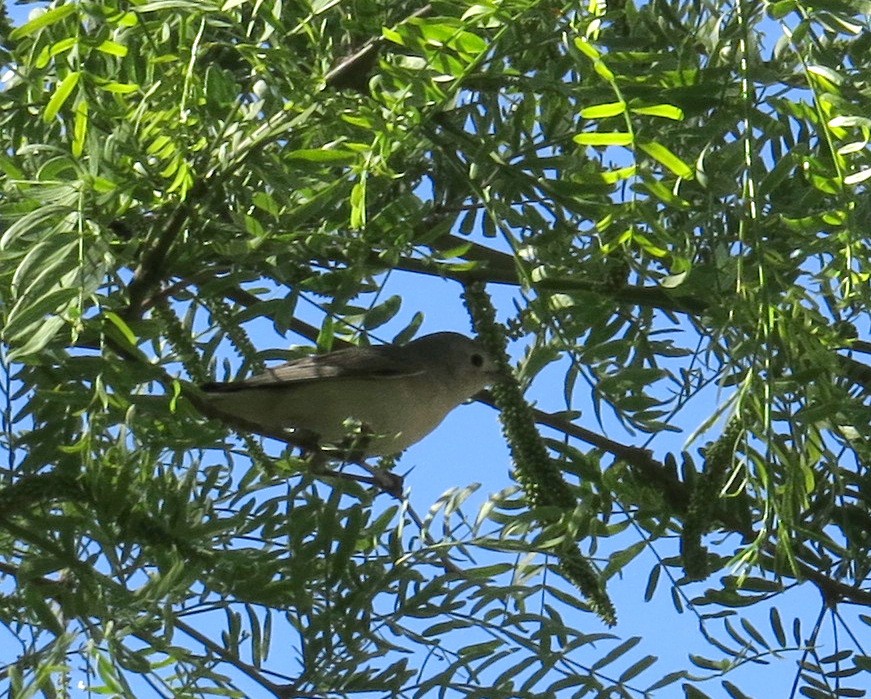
[471,353,484,368]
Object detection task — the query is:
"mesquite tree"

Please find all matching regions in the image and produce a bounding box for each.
[1,0,870,696]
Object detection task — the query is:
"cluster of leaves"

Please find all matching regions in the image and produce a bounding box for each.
[2,0,871,696]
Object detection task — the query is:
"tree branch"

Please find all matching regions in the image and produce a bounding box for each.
[174,618,297,697]
[123,181,207,321]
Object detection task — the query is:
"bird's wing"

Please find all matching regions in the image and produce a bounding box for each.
[201,344,424,392]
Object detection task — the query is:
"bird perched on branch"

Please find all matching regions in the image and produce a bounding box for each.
[200,332,498,457]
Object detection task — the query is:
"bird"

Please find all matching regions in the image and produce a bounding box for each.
[199,332,499,457]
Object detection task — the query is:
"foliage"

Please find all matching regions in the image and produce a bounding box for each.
[2,0,871,696]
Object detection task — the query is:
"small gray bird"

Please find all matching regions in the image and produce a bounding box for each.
[200,332,498,456]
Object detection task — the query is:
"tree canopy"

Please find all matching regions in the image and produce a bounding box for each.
[1,0,871,696]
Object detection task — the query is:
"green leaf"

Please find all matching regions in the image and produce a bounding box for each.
[574,132,633,146]
[36,36,77,68]
[603,541,645,577]
[95,40,128,57]
[590,637,641,670]
[767,0,797,18]
[769,607,786,646]
[573,36,601,60]
[103,312,138,347]
[286,148,357,163]
[6,314,68,362]
[683,684,714,698]
[328,506,363,583]
[311,0,342,12]
[72,98,88,157]
[600,164,637,183]
[581,101,627,119]
[631,104,684,120]
[382,26,404,45]
[690,654,728,671]
[637,141,694,178]
[350,177,366,229]
[452,30,487,56]
[844,168,871,185]
[99,81,140,94]
[44,71,81,122]
[644,564,661,602]
[646,670,688,691]
[11,238,78,295]
[740,618,769,648]
[9,3,77,39]
[619,654,657,682]
[722,680,752,699]
[458,640,503,659]
[392,312,423,344]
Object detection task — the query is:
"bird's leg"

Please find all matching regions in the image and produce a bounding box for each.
[303,427,404,498]
[337,421,405,498]
[355,457,404,499]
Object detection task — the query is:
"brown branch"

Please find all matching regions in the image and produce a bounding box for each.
[174,617,297,697]
[475,389,667,488]
[838,354,871,393]
[324,4,433,91]
[123,181,207,321]
[394,231,711,314]
[0,561,74,595]
[473,389,750,534]
[482,394,871,606]
[758,543,871,608]
[0,640,59,683]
